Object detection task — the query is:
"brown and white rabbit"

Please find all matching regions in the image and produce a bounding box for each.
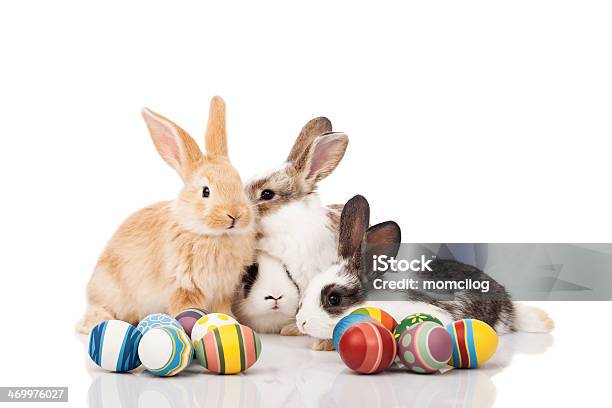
[235,118,348,334]
[245,118,348,291]
[295,195,555,350]
[76,97,256,334]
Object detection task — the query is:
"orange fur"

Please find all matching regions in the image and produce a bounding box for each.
[76,97,255,334]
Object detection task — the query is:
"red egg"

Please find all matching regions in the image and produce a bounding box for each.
[338,321,397,374]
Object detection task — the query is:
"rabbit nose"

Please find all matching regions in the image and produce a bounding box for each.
[264,295,283,301]
[226,214,237,228]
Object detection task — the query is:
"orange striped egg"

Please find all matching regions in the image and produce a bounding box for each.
[350,307,398,332]
[194,324,262,374]
[447,319,498,368]
[338,321,397,374]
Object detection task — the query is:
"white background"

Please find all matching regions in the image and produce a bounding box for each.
[0,1,610,407]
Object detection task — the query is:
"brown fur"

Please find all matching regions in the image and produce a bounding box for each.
[326,204,343,233]
[311,338,335,351]
[246,118,348,219]
[245,166,308,217]
[76,97,255,333]
[286,117,332,162]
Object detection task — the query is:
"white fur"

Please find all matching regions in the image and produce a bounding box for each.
[234,252,300,334]
[258,194,339,291]
[513,303,555,333]
[295,263,347,339]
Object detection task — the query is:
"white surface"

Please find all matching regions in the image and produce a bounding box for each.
[1,1,611,407]
[79,302,606,407]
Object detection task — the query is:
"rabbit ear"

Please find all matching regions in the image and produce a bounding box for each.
[364,221,402,278]
[287,117,332,162]
[338,195,370,260]
[295,132,348,187]
[366,221,401,251]
[205,96,228,158]
[142,108,203,180]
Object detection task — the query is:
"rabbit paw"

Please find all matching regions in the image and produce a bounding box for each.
[311,338,335,351]
[76,306,115,334]
[280,323,305,336]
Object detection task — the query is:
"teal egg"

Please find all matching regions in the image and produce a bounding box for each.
[333,314,376,351]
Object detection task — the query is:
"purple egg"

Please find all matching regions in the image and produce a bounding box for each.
[174,308,208,337]
[397,321,452,374]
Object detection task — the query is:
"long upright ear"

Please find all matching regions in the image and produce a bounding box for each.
[363,221,402,281]
[142,108,203,180]
[295,133,348,187]
[338,195,370,260]
[287,117,332,162]
[365,221,402,259]
[204,96,228,158]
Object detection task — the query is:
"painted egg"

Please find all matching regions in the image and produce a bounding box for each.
[350,307,398,332]
[174,308,208,337]
[332,314,377,351]
[447,319,499,368]
[394,313,443,341]
[138,325,193,376]
[136,313,183,335]
[194,324,262,374]
[88,320,142,372]
[338,321,397,374]
[397,321,452,374]
[191,313,238,343]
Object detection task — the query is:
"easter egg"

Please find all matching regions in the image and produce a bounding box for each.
[136,313,183,335]
[394,313,443,341]
[190,313,238,342]
[350,307,398,332]
[446,319,499,368]
[332,314,377,351]
[88,320,142,372]
[397,321,452,374]
[138,325,193,376]
[338,321,397,374]
[174,308,208,337]
[194,324,262,374]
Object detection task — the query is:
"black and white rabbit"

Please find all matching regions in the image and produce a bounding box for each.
[295,195,555,350]
[234,117,349,334]
[232,252,300,333]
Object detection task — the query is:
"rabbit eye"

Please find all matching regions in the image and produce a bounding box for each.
[260,189,275,201]
[327,294,341,306]
[202,186,210,198]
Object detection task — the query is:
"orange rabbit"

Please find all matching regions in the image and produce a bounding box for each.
[76,97,255,334]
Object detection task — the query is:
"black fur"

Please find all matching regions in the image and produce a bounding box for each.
[331,194,515,331]
[242,263,259,298]
[320,283,366,316]
[285,267,301,296]
[377,258,516,331]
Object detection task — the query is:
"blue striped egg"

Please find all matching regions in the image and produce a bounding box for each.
[138,325,194,376]
[88,320,142,372]
[332,314,377,351]
[136,313,183,335]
